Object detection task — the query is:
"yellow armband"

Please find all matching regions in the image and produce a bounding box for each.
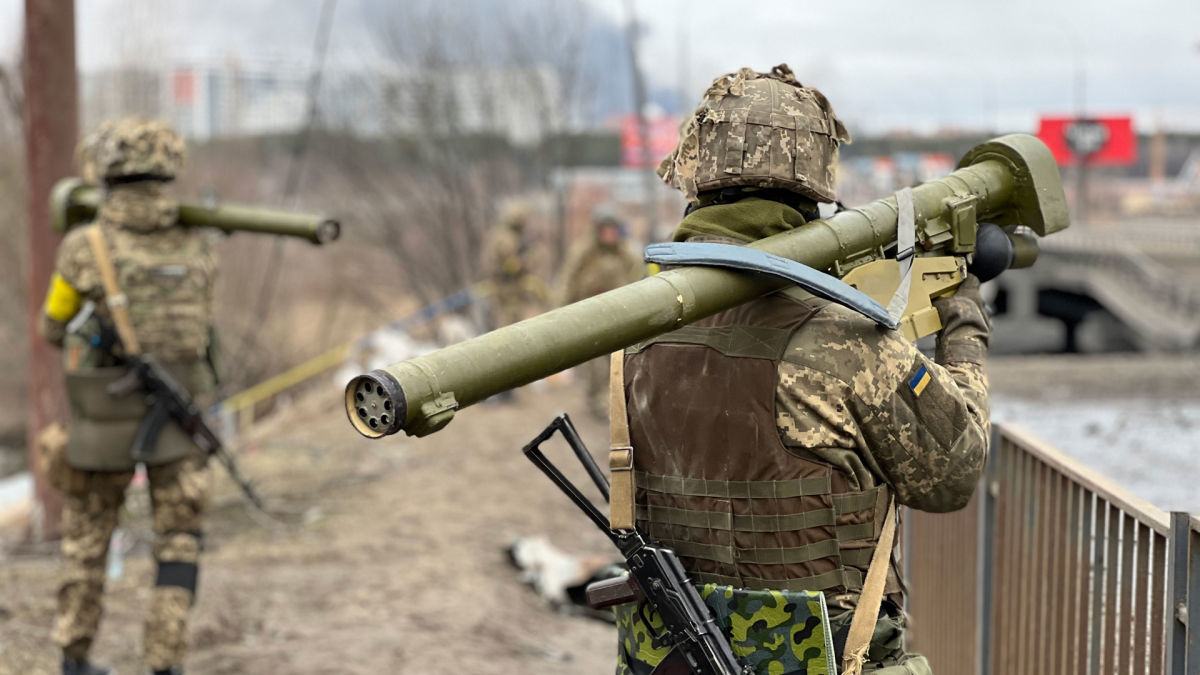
[43,273,82,323]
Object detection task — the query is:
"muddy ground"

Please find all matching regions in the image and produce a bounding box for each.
[1,355,1198,674]
[0,377,619,675]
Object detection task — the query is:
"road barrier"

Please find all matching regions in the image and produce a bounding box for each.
[907,422,1198,674]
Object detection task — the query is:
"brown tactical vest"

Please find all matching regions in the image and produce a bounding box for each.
[624,290,893,596]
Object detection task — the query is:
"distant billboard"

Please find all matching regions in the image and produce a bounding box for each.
[1037,116,1137,167]
[620,116,680,169]
[172,68,196,105]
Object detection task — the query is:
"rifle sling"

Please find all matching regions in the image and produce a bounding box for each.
[609,350,636,530]
[85,226,142,355]
[842,498,897,675]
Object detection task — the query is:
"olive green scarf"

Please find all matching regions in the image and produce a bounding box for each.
[672,197,810,244]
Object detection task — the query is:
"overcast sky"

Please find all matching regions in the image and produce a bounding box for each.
[2,0,1198,133]
[590,0,1200,133]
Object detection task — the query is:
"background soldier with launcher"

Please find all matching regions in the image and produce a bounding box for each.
[38,118,219,675]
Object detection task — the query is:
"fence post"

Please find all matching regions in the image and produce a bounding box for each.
[978,426,1000,675]
[1166,512,1190,674]
[1188,516,1199,674]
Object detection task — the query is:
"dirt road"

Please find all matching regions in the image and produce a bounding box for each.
[0,379,618,675]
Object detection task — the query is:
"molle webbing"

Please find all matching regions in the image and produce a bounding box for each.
[637,467,885,589]
[646,537,840,566]
[625,291,891,596]
[692,568,865,594]
[635,503,875,540]
[635,470,831,500]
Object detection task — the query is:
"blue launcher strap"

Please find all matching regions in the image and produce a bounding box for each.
[644,242,898,330]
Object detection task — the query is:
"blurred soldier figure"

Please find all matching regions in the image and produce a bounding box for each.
[38,118,217,675]
[481,202,545,330]
[612,65,990,674]
[556,205,643,419]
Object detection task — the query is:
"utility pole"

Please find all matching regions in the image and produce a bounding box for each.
[623,0,656,243]
[23,0,78,540]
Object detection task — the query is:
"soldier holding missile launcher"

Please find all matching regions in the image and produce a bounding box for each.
[345,63,1069,673]
[38,117,339,675]
[608,64,990,675]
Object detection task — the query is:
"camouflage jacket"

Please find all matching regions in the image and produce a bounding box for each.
[678,199,990,604]
[482,222,530,283]
[555,239,643,306]
[40,182,217,363]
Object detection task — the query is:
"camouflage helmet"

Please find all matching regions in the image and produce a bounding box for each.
[500,200,530,230]
[84,117,186,182]
[591,203,621,227]
[657,64,850,204]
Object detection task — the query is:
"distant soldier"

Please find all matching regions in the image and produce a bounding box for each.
[610,65,991,674]
[38,118,217,675]
[556,205,643,418]
[482,202,547,330]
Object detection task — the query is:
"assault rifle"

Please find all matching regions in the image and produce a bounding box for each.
[78,303,266,510]
[110,353,266,511]
[523,414,753,675]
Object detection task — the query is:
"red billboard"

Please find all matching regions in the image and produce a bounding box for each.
[172,68,196,105]
[620,116,680,169]
[1036,116,1137,167]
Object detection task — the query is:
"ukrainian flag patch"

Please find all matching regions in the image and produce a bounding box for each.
[909,364,931,397]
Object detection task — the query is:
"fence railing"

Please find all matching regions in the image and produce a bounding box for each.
[907,422,1199,674]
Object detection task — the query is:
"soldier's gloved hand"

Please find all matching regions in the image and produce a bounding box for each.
[932,274,989,366]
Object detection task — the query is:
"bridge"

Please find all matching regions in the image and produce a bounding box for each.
[992,218,1200,353]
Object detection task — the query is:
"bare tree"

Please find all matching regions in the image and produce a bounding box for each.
[498,0,592,270]
[318,0,591,309]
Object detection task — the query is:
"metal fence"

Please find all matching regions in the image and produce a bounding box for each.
[906,422,1199,674]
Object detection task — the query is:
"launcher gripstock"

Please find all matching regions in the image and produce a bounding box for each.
[346,134,1069,438]
[50,178,340,245]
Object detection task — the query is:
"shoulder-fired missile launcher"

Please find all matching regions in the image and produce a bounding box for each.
[345,134,1069,439]
[50,178,340,245]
